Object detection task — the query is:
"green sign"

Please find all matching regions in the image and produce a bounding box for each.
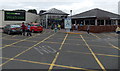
[4,11,25,21]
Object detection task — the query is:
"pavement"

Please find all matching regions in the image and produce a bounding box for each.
[0,29,119,71]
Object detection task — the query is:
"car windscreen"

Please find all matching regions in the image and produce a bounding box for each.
[10,25,21,28]
[31,24,41,26]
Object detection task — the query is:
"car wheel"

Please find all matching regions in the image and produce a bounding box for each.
[8,31,11,35]
[32,30,34,33]
[20,32,22,35]
[40,31,43,33]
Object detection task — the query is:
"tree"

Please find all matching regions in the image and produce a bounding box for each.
[27,9,37,14]
[14,9,26,12]
[39,10,46,15]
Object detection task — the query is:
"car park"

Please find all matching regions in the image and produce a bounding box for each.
[3,24,22,35]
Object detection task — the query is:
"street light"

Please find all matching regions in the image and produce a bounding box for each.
[70,10,72,17]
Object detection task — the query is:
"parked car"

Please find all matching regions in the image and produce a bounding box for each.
[3,24,22,35]
[30,23,43,33]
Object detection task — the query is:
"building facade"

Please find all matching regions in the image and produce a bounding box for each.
[0,10,40,27]
[72,8,120,26]
[72,8,120,33]
[40,8,69,28]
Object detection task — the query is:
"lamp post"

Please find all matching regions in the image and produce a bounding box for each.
[70,10,72,17]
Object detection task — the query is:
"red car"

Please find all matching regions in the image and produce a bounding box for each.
[30,23,43,33]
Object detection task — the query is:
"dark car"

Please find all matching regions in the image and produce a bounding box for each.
[3,24,22,35]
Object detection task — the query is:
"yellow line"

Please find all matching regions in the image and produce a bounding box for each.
[80,35,106,71]
[1,36,36,48]
[48,34,68,71]
[12,35,17,38]
[3,38,19,40]
[65,32,83,34]
[49,37,64,40]
[59,34,68,50]
[44,41,114,49]
[0,34,55,67]
[44,41,61,44]
[3,38,38,43]
[54,64,97,71]
[103,33,118,37]
[95,53,120,57]
[0,57,51,65]
[0,57,96,71]
[0,35,10,39]
[65,51,120,57]
[91,33,120,50]
[108,43,120,50]
[89,45,116,49]
[91,33,101,39]
[0,31,46,48]
[6,45,30,48]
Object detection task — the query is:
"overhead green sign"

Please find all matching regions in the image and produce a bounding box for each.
[4,11,26,21]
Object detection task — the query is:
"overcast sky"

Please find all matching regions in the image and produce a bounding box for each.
[0,0,120,15]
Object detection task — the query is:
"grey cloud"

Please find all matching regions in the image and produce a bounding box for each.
[0,0,119,15]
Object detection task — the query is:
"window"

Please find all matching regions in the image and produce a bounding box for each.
[90,20,95,25]
[111,20,116,25]
[118,20,120,25]
[106,20,111,25]
[11,25,21,28]
[85,20,89,25]
[84,19,95,25]
[97,20,104,25]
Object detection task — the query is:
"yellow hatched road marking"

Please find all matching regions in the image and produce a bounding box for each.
[6,45,30,48]
[48,34,68,71]
[65,51,120,57]
[12,35,17,38]
[0,35,11,39]
[91,33,120,50]
[54,64,97,71]
[0,57,97,71]
[108,43,120,50]
[44,41,116,49]
[3,38,38,43]
[80,35,106,71]
[0,33,55,67]
[0,31,47,49]
[0,57,50,65]
[91,33,101,39]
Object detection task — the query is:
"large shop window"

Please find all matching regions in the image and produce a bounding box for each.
[106,20,111,25]
[118,20,120,25]
[97,20,104,25]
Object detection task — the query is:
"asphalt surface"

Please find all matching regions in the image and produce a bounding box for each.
[0,29,119,71]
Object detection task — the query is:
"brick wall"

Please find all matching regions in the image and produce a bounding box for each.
[76,25,120,33]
